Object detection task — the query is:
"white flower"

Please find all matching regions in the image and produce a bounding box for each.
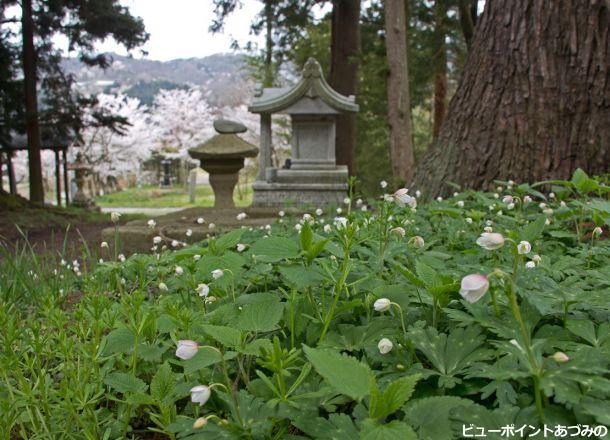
[171,240,179,248]
[410,236,425,248]
[265,224,271,230]
[278,210,285,217]
[205,295,217,304]
[545,218,551,225]
[118,254,126,262]
[532,254,542,264]
[236,243,246,252]
[176,340,199,360]
[390,188,410,207]
[343,197,351,205]
[497,210,503,216]
[560,201,567,207]
[334,217,348,228]
[539,202,547,209]
[194,254,201,261]
[523,195,532,204]
[186,229,193,237]
[110,212,121,223]
[236,212,247,221]
[507,203,515,210]
[153,236,162,244]
[493,193,499,199]
[295,223,302,232]
[356,198,363,206]
[525,261,536,269]
[303,213,312,222]
[459,274,490,303]
[101,241,108,248]
[476,232,505,250]
[456,200,464,208]
[373,298,391,312]
[99,258,104,264]
[175,266,184,276]
[378,338,393,355]
[197,217,205,224]
[517,241,532,254]
[212,269,224,279]
[465,217,473,224]
[502,195,514,204]
[323,224,332,233]
[315,208,323,216]
[543,208,554,216]
[497,186,503,192]
[550,351,569,363]
[380,180,387,189]
[196,283,210,298]
[362,205,368,211]
[453,192,459,197]
[208,223,216,230]
[147,219,156,229]
[486,220,493,226]
[190,385,211,405]
[593,227,603,237]
[436,196,443,202]
[390,227,406,237]
[193,417,207,429]
[336,207,342,214]
[549,192,556,199]
[159,282,168,291]
[415,190,421,197]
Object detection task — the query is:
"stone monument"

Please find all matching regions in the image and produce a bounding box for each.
[188,120,258,209]
[68,152,96,209]
[249,57,359,207]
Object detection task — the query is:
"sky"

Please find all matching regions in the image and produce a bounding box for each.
[62,0,265,61]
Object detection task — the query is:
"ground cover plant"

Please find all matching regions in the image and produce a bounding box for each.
[1,170,610,439]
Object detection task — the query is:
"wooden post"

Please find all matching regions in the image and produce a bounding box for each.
[62,148,70,206]
[54,150,61,206]
[7,151,17,195]
[256,113,272,182]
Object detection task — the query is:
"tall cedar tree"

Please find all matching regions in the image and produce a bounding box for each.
[412,0,610,196]
[3,0,147,203]
[384,0,414,182]
[329,0,360,174]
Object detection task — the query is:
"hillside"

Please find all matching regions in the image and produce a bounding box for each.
[61,53,252,107]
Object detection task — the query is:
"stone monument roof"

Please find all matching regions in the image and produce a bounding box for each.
[189,134,258,160]
[249,58,359,115]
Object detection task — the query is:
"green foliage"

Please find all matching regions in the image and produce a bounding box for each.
[1,179,610,438]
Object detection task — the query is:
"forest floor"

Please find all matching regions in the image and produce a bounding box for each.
[0,190,143,258]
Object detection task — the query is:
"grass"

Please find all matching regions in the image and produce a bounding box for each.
[95,183,253,208]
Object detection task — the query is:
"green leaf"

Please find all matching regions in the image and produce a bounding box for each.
[303,345,373,401]
[183,347,238,374]
[519,215,547,243]
[293,413,359,439]
[104,372,148,394]
[405,396,475,440]
[150,362,175,403]
[571,168,599,193]
[249,236,300,262]
[200,324,242,348]
[278,264,327,289]
[299,221,313,252]
[360,420,418,440]
[215,228,245,251]
[102,327,136,356]
[137,343,167,362]
[415,260,442,288]
[236,298,284,332]
[369,375,420,420]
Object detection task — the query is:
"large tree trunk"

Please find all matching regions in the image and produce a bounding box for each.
[329,0,360,174]
[412,0,610,197]
[384,0,414,182]
[432,0,448,140]
[22,0,44,204]
[263,0,274,87]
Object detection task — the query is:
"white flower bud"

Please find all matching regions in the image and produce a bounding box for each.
[459,274,489,303]
[378,338,393,354]
[190,385,211,405]
[373,298,391,312]
[517,241,532,254]
[176,340,199,360]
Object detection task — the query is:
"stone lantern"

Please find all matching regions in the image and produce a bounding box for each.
[188,120,258,209]
[68,152,94,208]
[249,57,359,207]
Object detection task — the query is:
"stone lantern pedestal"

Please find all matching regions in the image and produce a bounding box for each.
[188,121,258,209]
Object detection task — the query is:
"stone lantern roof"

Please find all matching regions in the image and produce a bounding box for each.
[188,134,258,160]
[248,58,359,115]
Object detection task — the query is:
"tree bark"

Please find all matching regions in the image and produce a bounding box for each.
[432,0,448,140]
[329,0,360,174]
[412,0,610,197]
[22,0,44,203]
[263,0,274,87]
[384,0,415,182]
[458,0,477,48]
